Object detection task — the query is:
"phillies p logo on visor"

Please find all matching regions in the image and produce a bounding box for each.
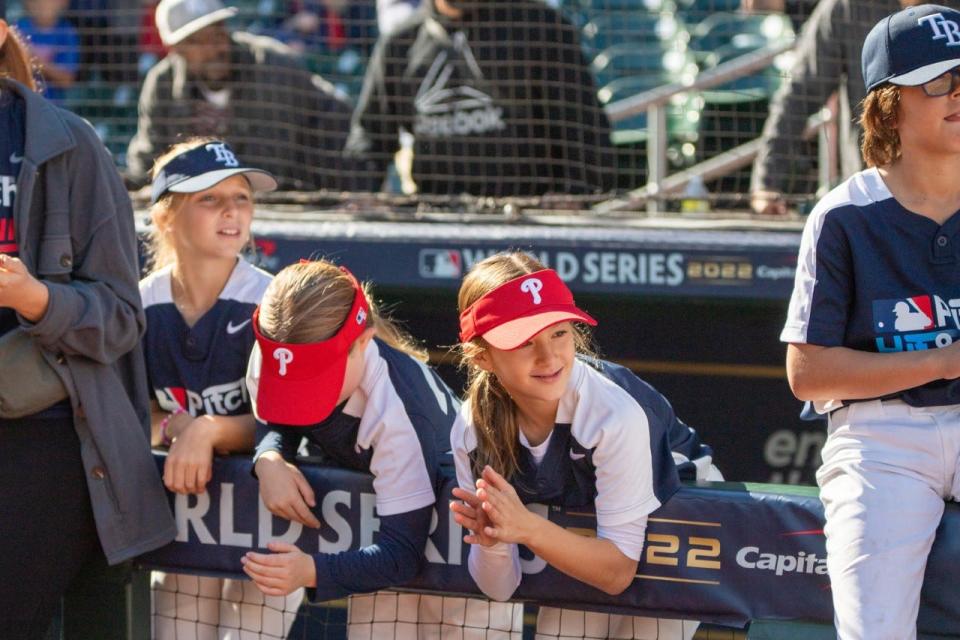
[520,278,543,304]
[273,348,294,376]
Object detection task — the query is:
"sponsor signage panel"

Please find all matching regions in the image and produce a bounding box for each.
[140,455,960,631]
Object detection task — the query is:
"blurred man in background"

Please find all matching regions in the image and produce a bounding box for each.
[127,0,366,191]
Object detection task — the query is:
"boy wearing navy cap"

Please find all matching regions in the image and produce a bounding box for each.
[783,5,960,638]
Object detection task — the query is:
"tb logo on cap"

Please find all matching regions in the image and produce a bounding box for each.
[206,143,240,167]
[520,277,543,304]
[919,13,960,46]
[273,348,294,376]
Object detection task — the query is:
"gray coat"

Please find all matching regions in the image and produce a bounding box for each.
[8,79,176,564]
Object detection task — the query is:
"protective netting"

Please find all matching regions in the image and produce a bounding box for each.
[4,0,912,212]
[150,572,303,640]
[149,579,715,640]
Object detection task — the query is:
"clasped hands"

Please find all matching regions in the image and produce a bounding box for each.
[450,465,541,547]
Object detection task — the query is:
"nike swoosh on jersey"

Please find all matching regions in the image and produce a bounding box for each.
[569,450,586,461]
[10,153,23,163]
[226,319,252,335]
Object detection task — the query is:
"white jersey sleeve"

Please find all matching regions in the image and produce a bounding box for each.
[245,344,262,421]
[451,401,522,601]
[566,363,667,560]
[596,518,648,562]
[359,342,436,517]
[585,398,663,528]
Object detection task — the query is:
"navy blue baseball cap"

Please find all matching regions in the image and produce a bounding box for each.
[150,141,278,205]
[863,4,960,93]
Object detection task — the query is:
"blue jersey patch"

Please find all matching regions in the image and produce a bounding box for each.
[141,260,271,416]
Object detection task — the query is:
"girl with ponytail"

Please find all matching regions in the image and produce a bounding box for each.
[242,259,468,636]
[450,251,720,639]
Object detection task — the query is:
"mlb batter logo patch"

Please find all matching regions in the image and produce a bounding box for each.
[419,249,462,279]
[872,296,934,334]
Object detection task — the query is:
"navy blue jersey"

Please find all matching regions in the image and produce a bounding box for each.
[453,356,683,528]
[0,92,25,339]
[248,338,459,599]
[782,168,960,411]
[140,260,271,416]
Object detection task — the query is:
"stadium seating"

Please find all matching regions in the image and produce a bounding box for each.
[562,0,677,32]
[690,11,794,65]
[598,72,701,169]
[578,0,678,14]
[67,81,138,167]
[595,43,701,190]
[592,41,696,88]
[692,12,795,199]
[229,0,284,34]
[581,10,688,58]
[676,0,743,26]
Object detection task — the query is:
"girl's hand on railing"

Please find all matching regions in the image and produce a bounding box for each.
[255,453,321,528]
[242,542,316,595]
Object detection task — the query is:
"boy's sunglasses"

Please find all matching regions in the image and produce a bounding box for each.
[921,67,960,97]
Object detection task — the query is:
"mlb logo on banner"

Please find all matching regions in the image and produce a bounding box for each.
[873,296,934,334]
[419,249,462,279]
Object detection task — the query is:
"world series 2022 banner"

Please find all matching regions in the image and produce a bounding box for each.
[250,219,801,300]
[137,453,960,631]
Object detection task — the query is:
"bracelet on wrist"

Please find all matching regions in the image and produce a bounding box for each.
[160,407,187,446]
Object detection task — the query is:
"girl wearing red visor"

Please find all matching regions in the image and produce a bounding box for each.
[450,252,719,639]
[241,260,468,632]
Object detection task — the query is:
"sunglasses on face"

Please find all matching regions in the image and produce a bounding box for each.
[921,67,960,97]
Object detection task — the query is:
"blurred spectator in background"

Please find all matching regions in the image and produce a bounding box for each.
[346,0,615,198]
[750,0,937,215]
[138,1,167,68]
[127,0,365,191]
[275,0,376,56]
[65,0,140,84]
[16,0,80,103]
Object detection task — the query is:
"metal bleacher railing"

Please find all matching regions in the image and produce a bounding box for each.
[597,38,795,214]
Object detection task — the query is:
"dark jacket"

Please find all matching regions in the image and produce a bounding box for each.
[127,31,366,192]
[751,0,902,196]
[346,0,616,197]
[8,79,176,564]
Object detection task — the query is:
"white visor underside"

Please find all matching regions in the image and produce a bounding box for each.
[889,59,960,86]
[167,167,278,194]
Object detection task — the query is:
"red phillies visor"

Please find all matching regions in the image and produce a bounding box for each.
[459,269,596,350]
[252,267,370,425]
